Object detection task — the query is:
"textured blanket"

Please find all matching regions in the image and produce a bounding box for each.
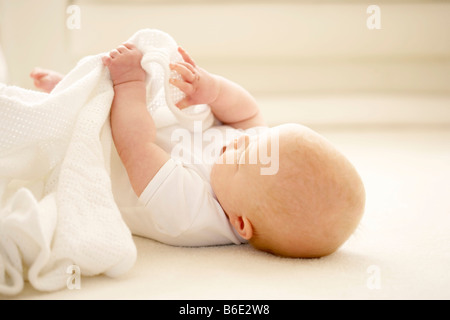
[0,29,212,295]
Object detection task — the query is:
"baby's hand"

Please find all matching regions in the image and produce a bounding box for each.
[170,47,220,109]
[102,43,146,86]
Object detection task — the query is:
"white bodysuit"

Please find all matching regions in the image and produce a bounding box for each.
[111,108,258,247]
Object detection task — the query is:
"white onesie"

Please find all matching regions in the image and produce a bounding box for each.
[111,109,262,247]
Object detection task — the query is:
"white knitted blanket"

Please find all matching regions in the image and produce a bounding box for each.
[0,29,212,296]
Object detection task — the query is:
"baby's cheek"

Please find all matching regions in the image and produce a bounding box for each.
[210,161,232,186]
[211,161,224,177]
[214,152,227,166]
[210,162,219,181]
[210,163,223,194]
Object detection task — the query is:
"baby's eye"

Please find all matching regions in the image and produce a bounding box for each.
[236,135,250,150]
[236,143,248,167]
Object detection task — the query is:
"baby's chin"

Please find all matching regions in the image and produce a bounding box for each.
[209,162,221,187]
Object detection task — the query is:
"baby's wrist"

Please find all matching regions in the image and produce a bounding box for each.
[113,79,145,88]
[209,74,222,105]
[110,66,146,88]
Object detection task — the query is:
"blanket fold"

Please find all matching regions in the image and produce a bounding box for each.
[0,29,209,295]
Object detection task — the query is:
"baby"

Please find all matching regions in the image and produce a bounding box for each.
[30,43,365,258]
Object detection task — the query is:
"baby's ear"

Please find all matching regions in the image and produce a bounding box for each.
[230,216,253,240]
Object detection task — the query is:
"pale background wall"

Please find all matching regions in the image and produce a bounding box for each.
[0,43,6,83]
[0,0,449,126]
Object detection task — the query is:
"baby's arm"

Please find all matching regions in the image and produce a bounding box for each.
[102,43,170,196]
[170,48,265,130]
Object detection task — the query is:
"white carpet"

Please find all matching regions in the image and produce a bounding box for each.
[4,125,449,300]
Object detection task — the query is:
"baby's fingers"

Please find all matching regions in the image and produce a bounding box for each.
[102,55,112,67]
[170,78,193,95]
[178,47,196,67]
[176,97,193,110]
[170,63,195,83]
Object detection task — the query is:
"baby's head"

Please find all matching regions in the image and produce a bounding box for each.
[210,123,365,258]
